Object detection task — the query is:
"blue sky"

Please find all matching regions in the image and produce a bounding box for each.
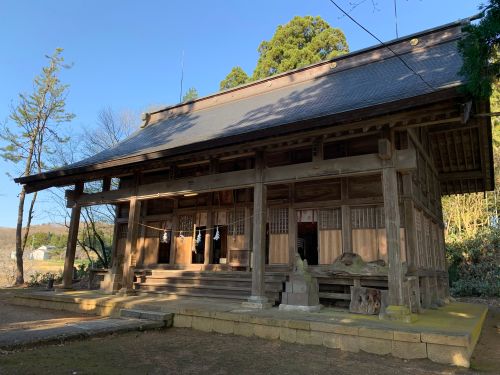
[0,0,484,227]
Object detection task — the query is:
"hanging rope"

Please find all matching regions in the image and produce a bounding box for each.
[136,213,252,236]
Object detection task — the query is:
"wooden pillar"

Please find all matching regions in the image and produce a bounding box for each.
[102,176,111,192]
[402,173,421,313]
[402,173,419,269]
[288,184,297,266]
[244,206,252,270]
[169,199,179,265]
[245,151,270,308]
[341,178,351,254]
[421,277,432,308]
[120,197,141,293]
[382,166,405,307]
[62,205,81,289]
[204,208,213,265]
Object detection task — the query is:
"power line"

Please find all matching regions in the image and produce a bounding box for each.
[326,0,435,92]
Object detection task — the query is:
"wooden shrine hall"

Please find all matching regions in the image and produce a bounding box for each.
[15,19,494,318]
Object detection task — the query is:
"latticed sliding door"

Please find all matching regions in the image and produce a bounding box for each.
[351,206,385,261]
[140,221,161,266]
[175,215,194,264]
[351,206,406,263]
[318,208,342,264]
[227,209,246,251]
[268,208,289,264]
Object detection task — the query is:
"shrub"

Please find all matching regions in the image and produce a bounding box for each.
[446,228,500,297]
[27,271,63,287]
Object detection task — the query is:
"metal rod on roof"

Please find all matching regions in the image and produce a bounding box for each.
[179,50,185,103]
[393,0,399,38]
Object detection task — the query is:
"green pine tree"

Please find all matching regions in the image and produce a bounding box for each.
[252,16,349,80]
[220,66,250,90]
[0,48,74,284]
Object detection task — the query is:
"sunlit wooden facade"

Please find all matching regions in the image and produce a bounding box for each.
[16,20,494,314]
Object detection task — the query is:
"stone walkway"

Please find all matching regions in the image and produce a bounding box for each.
[0,291,169,350]
[0,316,165,350]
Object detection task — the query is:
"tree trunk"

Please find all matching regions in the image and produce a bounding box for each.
[21,192,38,253]
[15,186,26,285]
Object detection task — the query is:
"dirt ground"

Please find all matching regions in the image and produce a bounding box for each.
[462,299,500,373]
[0,294,498,375]
[0,328,481,375]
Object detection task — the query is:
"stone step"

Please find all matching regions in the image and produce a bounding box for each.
[134,288,249,301]
[139,270,287,282]
[136,281,282,294]
[139,276,284,291]
[135,284,280,303]
[119,308,173,325]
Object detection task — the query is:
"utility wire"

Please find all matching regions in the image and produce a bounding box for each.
[326,0,435,92]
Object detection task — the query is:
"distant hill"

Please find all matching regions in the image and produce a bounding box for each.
[0,224,68,256]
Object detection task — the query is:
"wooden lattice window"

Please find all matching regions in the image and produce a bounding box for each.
[269,208,288,234]
[351,206,384,229]
[228,209,245,235]
[319,208,342,230]
[179,215,194,234]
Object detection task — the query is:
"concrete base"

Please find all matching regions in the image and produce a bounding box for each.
[279,304,322,312]
[380,305,417,323]
[242,296,273,309]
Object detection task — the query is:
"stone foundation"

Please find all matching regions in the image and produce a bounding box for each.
[9,290,488,368]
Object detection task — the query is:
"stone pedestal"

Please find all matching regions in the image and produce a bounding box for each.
[380,305,417,323]
[242,295,273,309]
[279,254,321,312]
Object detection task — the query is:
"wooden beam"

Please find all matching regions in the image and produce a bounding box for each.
[102,176,111,192]
[382,166,404,306]
[341,178,352,254]
[407,129,439,176]
[62,205,81,289]
[312,138,324,162]
[169,199,179,265]
[264,149,416,184]
[394,116,462,130]
[438,170,483,181]
[69,150,417,207]
[402,174,419,269]
[203,195,213,265]
[288,183,297,266]
[462,101,472,124]
[249,151,268,304]
[120,197,141,292]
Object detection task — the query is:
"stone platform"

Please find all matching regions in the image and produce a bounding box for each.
[8,289,488,368]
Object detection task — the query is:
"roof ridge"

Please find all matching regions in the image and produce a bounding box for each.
[141,18,468,129]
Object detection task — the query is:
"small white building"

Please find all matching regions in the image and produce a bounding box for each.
[29,245,55,260]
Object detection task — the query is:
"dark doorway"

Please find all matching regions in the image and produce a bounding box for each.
[158,231,171,264]
[192,226,205,264]
[212,226,228,264]
[297,222,318,265]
